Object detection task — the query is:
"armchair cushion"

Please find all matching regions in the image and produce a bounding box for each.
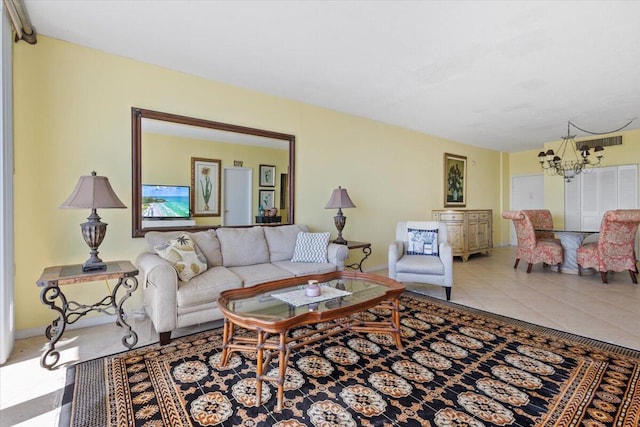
[407,227,439,256]
[396,255,445,275]
[154,233,208,282]
[291,232,330,263]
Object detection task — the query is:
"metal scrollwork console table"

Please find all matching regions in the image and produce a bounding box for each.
[36,260,139,369]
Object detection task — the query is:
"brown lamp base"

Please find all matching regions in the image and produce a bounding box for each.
[80,209,108,272]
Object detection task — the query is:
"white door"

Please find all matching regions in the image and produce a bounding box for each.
[223,168,252,226]
[510,174,544,245]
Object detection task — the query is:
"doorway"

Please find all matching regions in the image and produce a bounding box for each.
[510,174,544,245]
[223,168,252,226]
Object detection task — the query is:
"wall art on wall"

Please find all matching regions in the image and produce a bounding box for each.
[444,153,467,207]
[191,157,221,216]
[259,164,276,187]
[259,189,275,209]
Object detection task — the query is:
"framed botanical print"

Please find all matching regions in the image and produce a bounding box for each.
[259,189,275,209]
[444,153,467,207]
[259,164,276,187]
[191,157,221,216]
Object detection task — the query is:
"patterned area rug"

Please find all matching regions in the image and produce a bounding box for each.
[60,294,640,426]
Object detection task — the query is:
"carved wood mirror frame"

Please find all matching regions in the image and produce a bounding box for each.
[131,107,295,237]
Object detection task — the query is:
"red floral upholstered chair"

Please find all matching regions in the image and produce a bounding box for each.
[522,209,557,242]
[502,210,563,273]
[576,210,640,284]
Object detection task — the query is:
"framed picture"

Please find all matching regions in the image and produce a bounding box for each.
[259,164,276,187]
[444,153,467,207]
[191,157,221,216]
[259,189,275,209]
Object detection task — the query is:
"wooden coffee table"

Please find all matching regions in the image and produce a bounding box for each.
[217,270,405,411]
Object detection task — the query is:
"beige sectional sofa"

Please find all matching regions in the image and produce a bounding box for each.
[136,224,349,344]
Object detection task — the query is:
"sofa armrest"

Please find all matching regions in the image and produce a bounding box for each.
[438,241,453,287]
[327,243,349,271]
[388,241,404,279]
[135,252,179,334]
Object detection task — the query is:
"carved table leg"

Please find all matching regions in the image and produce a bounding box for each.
[40,285,67,370]
[112,276,139,349]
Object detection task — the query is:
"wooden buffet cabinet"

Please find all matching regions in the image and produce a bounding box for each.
[432,209,493,261]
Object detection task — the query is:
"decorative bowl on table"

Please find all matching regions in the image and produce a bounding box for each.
[266,207,278,217]
[305,280,321,297]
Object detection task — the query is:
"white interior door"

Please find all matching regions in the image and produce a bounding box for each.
[510,174,544,245]
[223,168,252,226]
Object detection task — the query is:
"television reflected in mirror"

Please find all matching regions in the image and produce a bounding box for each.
[142,184,191,219]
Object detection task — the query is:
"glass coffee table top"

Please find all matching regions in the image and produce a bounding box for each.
[222,277,392,322]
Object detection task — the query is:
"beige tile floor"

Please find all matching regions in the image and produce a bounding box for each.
[1,246,638,426]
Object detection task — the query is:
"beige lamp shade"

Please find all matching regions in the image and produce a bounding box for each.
[60,171,126,209]
[324,186,356,209]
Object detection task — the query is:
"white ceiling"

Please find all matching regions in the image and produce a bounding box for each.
[22,0,640,152]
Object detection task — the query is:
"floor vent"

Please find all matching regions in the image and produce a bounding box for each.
[576,135,622,149]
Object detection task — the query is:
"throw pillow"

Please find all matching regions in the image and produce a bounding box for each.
[291,232,330,263]
[407,228,439,256]
[154,233,208,281]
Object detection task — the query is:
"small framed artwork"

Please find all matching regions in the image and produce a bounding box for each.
[444,153,467,207]
[191,157,221,217]
[259,164,276,187]
[259,189,275,209]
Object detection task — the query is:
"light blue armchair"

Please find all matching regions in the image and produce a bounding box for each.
[388,221,453,300]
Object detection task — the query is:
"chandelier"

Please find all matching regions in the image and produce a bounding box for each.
[537,120,633,182]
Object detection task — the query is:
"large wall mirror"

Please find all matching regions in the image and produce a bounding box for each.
[131,107,295,237]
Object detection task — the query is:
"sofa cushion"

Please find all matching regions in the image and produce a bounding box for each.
[264,224,308,262]
[228,263,294,287]
[154,233,208,281]
[190,230,223,267]
[145,230,223,267]
[273,260,337,276]
[217,226,270,267]
[145,230,185,248]
[176,266,242,307]
[291,232,330,263]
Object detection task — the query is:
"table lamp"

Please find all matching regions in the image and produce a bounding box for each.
[324,186,356,245]
[60,171,126,271]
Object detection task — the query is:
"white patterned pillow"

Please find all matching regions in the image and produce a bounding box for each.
[154,233,208,281]
[407,228,439,256]
[291,232,330,263]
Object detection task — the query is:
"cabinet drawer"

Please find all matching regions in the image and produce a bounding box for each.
[468,213,478,220]
[478,213,490,220]
[438,213,464,221]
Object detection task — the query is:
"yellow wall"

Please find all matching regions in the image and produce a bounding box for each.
[13,36,503,332]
